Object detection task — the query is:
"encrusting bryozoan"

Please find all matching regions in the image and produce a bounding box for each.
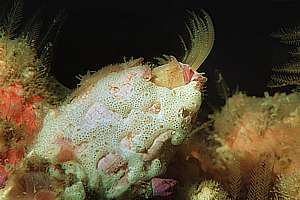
[22,11,213,200]
[27,56,206,199]
[0,1,215,198]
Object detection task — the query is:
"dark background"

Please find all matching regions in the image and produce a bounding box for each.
[4,0,300,97]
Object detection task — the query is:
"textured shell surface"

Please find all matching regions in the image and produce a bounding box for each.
[27,58,204,198]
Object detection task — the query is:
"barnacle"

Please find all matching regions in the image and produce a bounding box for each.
[152,10,213,89]
[155,10,215,71]
[0,0,218,198]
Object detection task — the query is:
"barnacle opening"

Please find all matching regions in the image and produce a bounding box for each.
[151,10,214,89]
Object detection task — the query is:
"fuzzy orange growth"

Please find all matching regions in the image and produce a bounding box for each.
[0,83,43,134]
[223,110,300,176]
[222,112,271,174]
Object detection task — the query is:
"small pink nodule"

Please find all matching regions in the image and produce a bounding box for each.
[151,178,177,197]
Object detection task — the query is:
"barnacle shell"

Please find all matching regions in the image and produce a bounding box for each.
[0,2,213,198]
[26,57,204,198]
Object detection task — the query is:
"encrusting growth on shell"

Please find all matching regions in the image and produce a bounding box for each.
[0,1,216,198]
